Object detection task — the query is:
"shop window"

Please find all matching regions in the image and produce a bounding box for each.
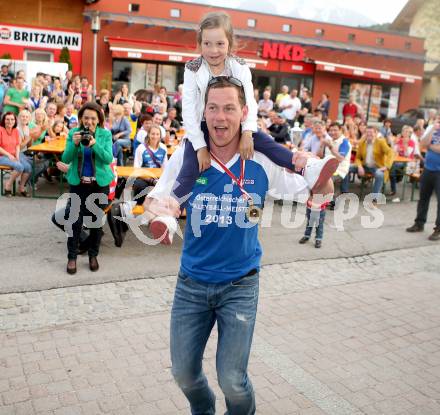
[282,24,291,33]
[247,18,256,28]
[25,50,53,62]
[405,41,412,50]
[170,8,181,18]
[348,33,356,42]
[376,37,384,45]
[128,3,140,12]
[112,60,184,96]
[338,79,400,122]
[315,28,325,36]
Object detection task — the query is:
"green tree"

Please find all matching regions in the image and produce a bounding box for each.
[58,47,72,70]
[0,53,12,59]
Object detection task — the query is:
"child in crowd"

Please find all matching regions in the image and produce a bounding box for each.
[147,11,338,244]
[299,196,329,249]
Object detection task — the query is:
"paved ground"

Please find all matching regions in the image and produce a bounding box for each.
[0,193,438,293]
[1,245,440,414]
[1,190,440,414]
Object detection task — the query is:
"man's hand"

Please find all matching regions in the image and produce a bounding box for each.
[239,131,254,160]
[143,196,180,219]
[197,147,211,172]
[8,154,17,162]
[292,151,317,172]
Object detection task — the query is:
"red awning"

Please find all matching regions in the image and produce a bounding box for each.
[106,37,269,69]
[315,60,421,84]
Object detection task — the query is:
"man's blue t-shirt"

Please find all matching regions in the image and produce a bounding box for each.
[150,148,309,284]
[425,127,440,172]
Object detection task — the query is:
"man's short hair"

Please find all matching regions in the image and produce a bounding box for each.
[205,76,246,108]
[366,125,376,130]
[140,114,153,124]
[328,122,341,129]
[313,120,325,127]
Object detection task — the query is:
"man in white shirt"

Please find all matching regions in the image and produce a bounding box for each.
[279,89,301,126]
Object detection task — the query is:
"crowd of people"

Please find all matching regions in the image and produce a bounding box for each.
[0,61,184,195]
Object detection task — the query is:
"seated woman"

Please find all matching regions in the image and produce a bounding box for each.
[110,104,132,166]
[0,112,32,197]
[132,124,168,205]
[31,108,50,145]
[389,125,417,196]
[17,109,49,184]
[48,120,68,141]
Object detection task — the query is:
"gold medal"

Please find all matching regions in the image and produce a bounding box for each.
[246,200,262,223]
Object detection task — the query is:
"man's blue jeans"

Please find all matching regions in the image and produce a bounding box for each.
[341,165,384,197]
[170,271,259,415]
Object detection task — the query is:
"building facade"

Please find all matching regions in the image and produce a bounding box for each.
[391,0,439,108]
[0,0,84,73]
[1,0,426,121]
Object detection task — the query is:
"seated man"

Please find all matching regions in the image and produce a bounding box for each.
[341,125,393,200]
[302,119,331,155]
[268,112,290,144]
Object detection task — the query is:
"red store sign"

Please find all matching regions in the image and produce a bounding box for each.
[261,41,305,62]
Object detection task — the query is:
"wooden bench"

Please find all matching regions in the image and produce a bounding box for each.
[403,172,421,202]
[0,165,16,196]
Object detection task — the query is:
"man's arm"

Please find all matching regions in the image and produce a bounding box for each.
[147,144,184,200]
[253,153,309,203]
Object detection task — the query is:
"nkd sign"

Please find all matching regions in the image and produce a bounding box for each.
[261,41,305,62]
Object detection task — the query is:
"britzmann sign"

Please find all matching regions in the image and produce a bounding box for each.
[0,25,82,51]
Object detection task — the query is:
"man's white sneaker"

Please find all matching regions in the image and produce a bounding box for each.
[303,155,338,193]
[149,216,178,245]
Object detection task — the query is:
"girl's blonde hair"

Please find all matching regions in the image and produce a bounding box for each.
[146,125,162,146]
[18,109,31,121]
[197,11,235,53]
[33,108,48,125]
[52,120,64,131]
[112,104,124,116]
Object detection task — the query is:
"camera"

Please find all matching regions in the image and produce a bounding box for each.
[79,127,93,146]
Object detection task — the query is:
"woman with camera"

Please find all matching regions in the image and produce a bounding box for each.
[61,102,114,275]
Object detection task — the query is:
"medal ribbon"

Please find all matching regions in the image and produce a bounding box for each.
[210,153,252,201]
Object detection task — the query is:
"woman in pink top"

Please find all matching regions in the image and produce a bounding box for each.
[0,112,32,196]
[389,125,417,196]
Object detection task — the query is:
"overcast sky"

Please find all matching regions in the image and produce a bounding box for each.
[176,0,409,25]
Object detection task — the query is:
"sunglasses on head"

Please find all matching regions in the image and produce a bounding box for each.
[207,76,244,89]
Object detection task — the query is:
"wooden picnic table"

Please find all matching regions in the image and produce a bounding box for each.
[28,138,66,154]
[116,166,162,180]
[28,139,66,198]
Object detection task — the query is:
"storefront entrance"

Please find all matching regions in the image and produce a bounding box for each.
[252,70,313,100]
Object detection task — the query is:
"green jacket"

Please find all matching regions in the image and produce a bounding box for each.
[62,126,114,186]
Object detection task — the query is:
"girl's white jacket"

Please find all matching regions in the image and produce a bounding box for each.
[182,55,258,151]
